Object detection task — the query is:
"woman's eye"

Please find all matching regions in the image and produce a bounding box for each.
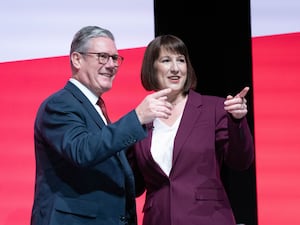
[177,57,186,62]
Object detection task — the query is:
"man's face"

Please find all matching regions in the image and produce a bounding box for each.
[73,36,120,96]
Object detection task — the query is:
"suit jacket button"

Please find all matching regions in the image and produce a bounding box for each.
[120,216,128,224]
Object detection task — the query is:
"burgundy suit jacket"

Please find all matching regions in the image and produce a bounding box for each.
[127,90,254,225]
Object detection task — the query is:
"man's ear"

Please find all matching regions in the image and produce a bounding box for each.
[70,52,82,69]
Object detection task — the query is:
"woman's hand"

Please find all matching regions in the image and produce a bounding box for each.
[224,86,250,119]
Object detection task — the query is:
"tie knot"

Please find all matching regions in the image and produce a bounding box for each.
[96,97,105,107]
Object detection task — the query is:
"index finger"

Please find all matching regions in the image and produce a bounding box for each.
[151,88,172,99]
[235,86,250,98]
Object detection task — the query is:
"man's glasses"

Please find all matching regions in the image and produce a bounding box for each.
[79,52,124,66]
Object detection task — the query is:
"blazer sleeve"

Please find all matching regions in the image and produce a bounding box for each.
[226,115,255,170]
[35,92,147,168]
[214,97,254,171]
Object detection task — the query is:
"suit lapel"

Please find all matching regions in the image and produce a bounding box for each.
[65,81,135,194]
[117,149,137,220]
[172,91,202,167]
[64,82,105,128]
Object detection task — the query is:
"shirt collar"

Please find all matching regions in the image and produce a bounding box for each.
[69,78,98,105]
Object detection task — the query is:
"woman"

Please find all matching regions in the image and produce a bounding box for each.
[127,35,254,225]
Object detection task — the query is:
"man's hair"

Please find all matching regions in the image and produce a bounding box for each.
[70,26,115,54]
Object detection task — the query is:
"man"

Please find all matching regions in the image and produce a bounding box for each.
[30,26,172,225]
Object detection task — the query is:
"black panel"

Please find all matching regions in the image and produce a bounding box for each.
[154,1,257,225]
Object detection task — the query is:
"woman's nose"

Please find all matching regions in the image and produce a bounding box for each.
[170,61,179,71]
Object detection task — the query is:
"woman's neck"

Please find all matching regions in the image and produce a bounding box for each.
[168,93,187,106]
[159,93,187,126]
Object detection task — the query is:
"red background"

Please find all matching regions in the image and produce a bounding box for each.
[1,32,300,225]
[252,32,300,225]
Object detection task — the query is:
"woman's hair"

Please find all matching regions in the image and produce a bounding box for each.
[141,34,197,93]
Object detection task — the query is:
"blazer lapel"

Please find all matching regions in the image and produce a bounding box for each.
[117,149,137,217]
[143,123,167,174]
[172,91,202,167]
[64,82,105,128]
[65,81,135,195]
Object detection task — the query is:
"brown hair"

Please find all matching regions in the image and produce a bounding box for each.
[141,35,197,93]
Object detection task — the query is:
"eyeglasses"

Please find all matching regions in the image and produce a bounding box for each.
[79,52,124,66]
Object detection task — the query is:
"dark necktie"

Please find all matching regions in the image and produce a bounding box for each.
[96,97,111,124]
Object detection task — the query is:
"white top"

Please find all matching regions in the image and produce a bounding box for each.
[151,113,182,176]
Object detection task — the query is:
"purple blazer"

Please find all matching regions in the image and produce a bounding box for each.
[127,89,254,225]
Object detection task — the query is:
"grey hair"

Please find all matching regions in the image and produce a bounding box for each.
[70,26,115,54]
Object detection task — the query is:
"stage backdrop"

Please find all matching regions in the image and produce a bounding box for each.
[251,0,300,224]
[2,1,300,225]
[0,1,154,225]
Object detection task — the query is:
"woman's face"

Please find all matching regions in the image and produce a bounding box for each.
[154,48,187,94]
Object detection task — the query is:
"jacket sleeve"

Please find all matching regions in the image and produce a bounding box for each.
[36,93,147,168]
[214,97,254,171]
[225,115,255,170]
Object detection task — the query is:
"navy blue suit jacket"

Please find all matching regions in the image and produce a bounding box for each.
[31,81,147,225]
